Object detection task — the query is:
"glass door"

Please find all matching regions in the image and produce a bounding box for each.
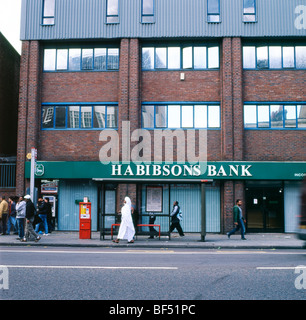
[246,187,284,232]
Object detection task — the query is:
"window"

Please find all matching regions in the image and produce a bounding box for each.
[243,44,306,69]
[142,44,219,70]
[244,104,306,129]
[207,0,220,23]
[107,0,119,23]
[43,47,120,72]
[43,0,55,25]
[142,0,154,23]
[42,104,118,130]
[142,104,221,129]
[243,0,256,22]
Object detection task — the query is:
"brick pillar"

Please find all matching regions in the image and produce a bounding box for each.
[232,38,244,161]
[221,38,234,161]
[222,181,234,233]
[117,39,140,210]
[16,41,41,196]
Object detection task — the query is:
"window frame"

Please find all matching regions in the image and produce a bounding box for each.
[42,0,55,25]
[243,43,306,70]
[141,102,221,130]
[243,102,306,130]
[106,0,119,24]
[207,0,221,23]
[41,103,119,130]
[43,46,120,72]
[243,0,257,23]
[141,0,155,24]
[142,43,220,71]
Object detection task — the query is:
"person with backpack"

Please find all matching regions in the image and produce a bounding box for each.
[169,201,184,237]
[21,195,41,242]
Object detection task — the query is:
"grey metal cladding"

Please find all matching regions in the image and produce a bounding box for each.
[20,0,306,40]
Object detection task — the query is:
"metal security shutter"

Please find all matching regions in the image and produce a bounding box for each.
[284,181,302,233]
[58,180,98,231]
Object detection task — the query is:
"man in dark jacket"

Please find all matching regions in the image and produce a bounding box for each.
[35,198,49,235]
[227,199,247,240]
[169,201,184,237]
[21,195,41,242]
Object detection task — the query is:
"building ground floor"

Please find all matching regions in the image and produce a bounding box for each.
[24,161,306,236]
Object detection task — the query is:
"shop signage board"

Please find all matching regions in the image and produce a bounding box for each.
[25,161,306,181]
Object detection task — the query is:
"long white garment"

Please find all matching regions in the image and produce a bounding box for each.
[117,197,135,241]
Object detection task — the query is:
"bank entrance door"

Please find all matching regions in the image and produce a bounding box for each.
[245,186,284,232]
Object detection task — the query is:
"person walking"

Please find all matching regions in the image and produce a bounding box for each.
[21,195,41,242]
[7,196,17,235]
[16,196,26,240]
[148,212,159,239]
[227,199,247,240]
[113,197,135,243]
[35,198,49,236]
[169,201,184,237]
[0,196,9,235]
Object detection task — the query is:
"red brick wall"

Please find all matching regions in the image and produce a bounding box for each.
[42,72,119,103]
[243,69,306,162]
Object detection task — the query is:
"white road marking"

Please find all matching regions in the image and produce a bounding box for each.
[3,265,178,270]
[257,266,306,270]
[0,249,304,255]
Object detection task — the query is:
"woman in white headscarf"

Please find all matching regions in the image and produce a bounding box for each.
[113,197,135,243]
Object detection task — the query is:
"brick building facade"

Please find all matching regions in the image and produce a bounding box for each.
[17,0,306,235]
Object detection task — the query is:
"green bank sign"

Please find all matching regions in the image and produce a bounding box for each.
[25,161,306,181]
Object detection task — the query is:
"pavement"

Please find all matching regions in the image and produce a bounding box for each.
[0,231,305,249]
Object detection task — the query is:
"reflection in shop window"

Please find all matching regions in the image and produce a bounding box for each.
[94,106,106,128]
[256,46,268,69]
[42,106,54,129]
[296,46,306,69]
[283,47,295,68]
[284,105,296,128]
[142,45,219,70]
[297,105,306,128]
[42,104,118,130]
[56,49,68,70]
[82,49,94,70]
[44,49,56,71]
[107,106,118,128]
[68,106,80,128]
[55,106,66,128]
[243,45,306,69]
[142,105,155,128]
[244,104,306,129]
[155,105,167,128]
[81,107,92,128]
[270,105,283,128]
[94,48,107,70]
[269,46,282,69]
[69,49,81,71]
[107,49,119,70]
[142,104,220,129]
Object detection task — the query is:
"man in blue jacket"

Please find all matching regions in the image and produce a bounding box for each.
[227,199,247,240]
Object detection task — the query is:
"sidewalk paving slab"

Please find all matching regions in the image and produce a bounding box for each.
[0,232,305,250]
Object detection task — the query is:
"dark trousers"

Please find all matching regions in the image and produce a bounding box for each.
[1,214,8,234]
[170,221,184,236]
[228,218,246,239]
[149,216,158,237]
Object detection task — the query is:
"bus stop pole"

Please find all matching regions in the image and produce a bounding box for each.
[201,183,206,242]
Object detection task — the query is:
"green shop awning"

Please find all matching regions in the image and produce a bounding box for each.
[25,161,306,181]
